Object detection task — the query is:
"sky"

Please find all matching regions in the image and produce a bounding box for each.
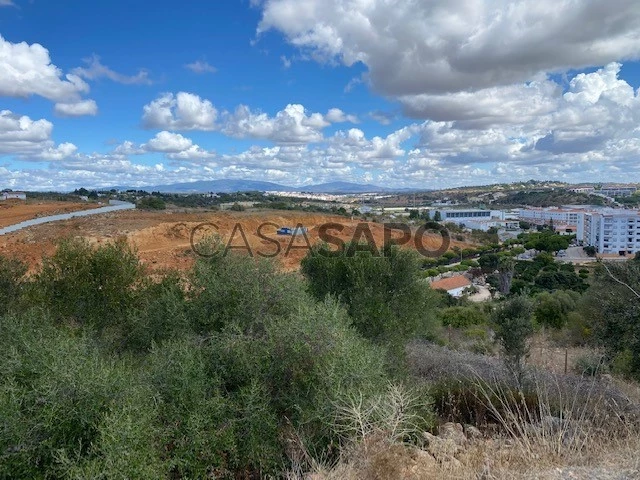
[2,0,640,191]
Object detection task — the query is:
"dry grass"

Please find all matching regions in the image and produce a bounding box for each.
[299,343,640,479]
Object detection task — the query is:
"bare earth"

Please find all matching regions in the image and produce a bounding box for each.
[0,207,475,272]
[0,200,99,228]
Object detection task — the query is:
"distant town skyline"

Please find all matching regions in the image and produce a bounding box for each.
[3,1,640,191]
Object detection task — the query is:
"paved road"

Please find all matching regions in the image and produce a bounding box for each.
[0,201,135,236]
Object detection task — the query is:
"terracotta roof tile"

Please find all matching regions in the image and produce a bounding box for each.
[430,275,472,292]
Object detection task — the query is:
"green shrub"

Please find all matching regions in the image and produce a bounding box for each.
[301,243,440,349]
[439,306,488,328]
[136,196,166,210]
[0,255,26,315]
[32,238,143,329]
[574,354,608,377]
[0,312,153,478]
[189,252,306,334]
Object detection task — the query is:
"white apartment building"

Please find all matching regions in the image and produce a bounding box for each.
[463,219,520,232]
[584,210,640,255]
[598,186,638,197]
[518,208,585,239]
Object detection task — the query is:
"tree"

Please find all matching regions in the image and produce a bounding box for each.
[433,210,442,222]
[492,295,535,384]
[421,210,431,221]
[581,261,640,379]
[478,253,500,273]
[534,290,579,329]
[519,220,532,230]
[408,209,419,219]
[583,246,597,257]
[301,242,440,349]
[497,256,515,295]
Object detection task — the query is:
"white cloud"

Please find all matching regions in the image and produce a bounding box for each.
[280,55,292,68]
[72,55,152,85]
[222,104,358,143]
[222,104,326,143]
[325,107,358,124]
[141,94,357,143]
[0,0,15,7]
[8,63,640,190]
[0,110,77,160]
[184,60,217,74]
[142,92,218,130]
[145,131,194,153]
[115,132,217,163]
[257,0,640,98]
[54,100,98,117]
[0,35,90,103]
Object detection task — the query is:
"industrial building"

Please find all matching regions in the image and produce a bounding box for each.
[434,209,505,223]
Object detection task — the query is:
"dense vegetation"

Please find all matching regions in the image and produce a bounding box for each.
[1,230,639,477]
[0,239,427,478]
[494,189,607,207]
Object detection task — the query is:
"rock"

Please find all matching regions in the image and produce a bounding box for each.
[464,424,483,440]
[366,444,437,479]
[439,422,467,446]
[423,431,462,460]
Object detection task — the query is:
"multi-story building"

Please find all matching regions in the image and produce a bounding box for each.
[518,207,585,238]
[597,185,638,198]
[434,209,505,224]
[584,210,640,255]
[463,219,520,232]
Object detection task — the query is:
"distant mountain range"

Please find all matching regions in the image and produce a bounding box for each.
[112,179,417,194]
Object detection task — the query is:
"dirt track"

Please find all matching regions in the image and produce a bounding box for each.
[0,207,475,272]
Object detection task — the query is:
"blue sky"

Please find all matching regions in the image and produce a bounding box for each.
[2,0,640,190]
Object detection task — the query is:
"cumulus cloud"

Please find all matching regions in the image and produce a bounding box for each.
[0,35,90,103]
[72,54,152,85]
[142,93,357,143]
[142,92,218,130]
[222,104,328,143]
[145,131,194,153]
[221,104,358,143]
[54,100,98,117]
[184,60,217,74]
[7,63,640,190]
[257,0,640,98]
[0,110,77,160]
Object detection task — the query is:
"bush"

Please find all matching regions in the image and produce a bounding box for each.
[574,354,608,377]
[0,312,157,478]
[301,242,441,349]
[439,306,488,328]
[136,196,166,210]
[492,295,535,383]
[189,251,306,335]
[32,238,144,329]
[0,255,27,315]
[207,298,390,471]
